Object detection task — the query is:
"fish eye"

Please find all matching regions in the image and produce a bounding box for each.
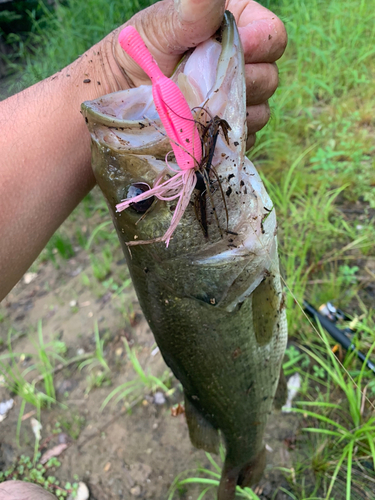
[126,182,154,213]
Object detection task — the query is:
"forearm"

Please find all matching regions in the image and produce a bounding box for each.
[0,34,128,301]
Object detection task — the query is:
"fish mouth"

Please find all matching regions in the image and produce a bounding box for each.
[81,11,246,170]
[82,12,276,269]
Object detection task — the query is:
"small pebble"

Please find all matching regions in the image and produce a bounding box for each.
[24,272,37,284]
[68,482,89,500]
[153,392,166,405]
[130,485,141,497]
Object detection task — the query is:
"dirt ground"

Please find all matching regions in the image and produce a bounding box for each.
[0,195,300,500]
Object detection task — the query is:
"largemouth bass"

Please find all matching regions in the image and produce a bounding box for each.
[82,12,287,500]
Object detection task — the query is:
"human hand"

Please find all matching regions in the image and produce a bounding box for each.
[102,0,287,150]
[226,0,287,148]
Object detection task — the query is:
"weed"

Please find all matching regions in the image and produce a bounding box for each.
[102,276,132,295]
[41,232,75,267]
[0,452,79,498]
[287,326,375,498]
[89,245,113,281]
[85,220,116,250]
[101,339,172,410]
[167,450,261,500]
[0,323,62,444]
[78,322,111,393]
[60,413,86,441]
[80,272,91,287]
[337,264,360,286]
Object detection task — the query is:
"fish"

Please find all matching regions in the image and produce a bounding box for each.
[82,12,288,500]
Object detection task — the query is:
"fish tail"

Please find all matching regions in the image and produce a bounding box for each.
[217,447,266,500]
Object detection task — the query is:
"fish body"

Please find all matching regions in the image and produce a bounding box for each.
[82,12,287,500]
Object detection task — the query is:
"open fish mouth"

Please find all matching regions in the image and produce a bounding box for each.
[82,11,274,253]
[83,12,288,500]
[82,12,279,313]
[82,11,245,157]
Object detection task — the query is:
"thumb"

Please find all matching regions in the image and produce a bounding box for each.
[113,0,225,84]
[173,0,226,45]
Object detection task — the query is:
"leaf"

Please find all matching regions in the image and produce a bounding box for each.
[40,443,68,464]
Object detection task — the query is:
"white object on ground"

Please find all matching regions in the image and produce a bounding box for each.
[24,272,37,284]
[0,399,14,423]
[153,391,166,405]
[30,418,42,440]
[68,482,89,500]
[282,373,302,413]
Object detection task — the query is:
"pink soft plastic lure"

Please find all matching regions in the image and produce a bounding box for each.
[115,26,202,247]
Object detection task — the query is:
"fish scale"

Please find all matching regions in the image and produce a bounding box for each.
[82,12,287,500]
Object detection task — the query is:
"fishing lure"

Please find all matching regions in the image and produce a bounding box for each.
[115,26,202,247]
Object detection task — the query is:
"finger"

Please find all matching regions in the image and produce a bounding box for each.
[125,0,225,80]
[245,62,278,106]
[246,133,256,151]
[239,19,287,63]
[174,0,226,44]
[227,0,287,63]
[246,102,270,134]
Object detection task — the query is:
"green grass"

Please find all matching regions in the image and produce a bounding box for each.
[0,323,63,445]
[3,0,157,91]
[2,0,375,497]
[168,450,262,500]
[283,327,375,499]
[0,322,99,445]
[250,0,375,330]
[249,0,375,497]
[78,321,111,393]
[101,338,172,410]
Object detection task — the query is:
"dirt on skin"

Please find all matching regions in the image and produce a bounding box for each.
[0,193,299,500]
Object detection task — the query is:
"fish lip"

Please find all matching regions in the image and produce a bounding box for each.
[81,91,156,130]
[205,11,236,100]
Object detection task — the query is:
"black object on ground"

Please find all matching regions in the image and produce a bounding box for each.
[303,300,375,376]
